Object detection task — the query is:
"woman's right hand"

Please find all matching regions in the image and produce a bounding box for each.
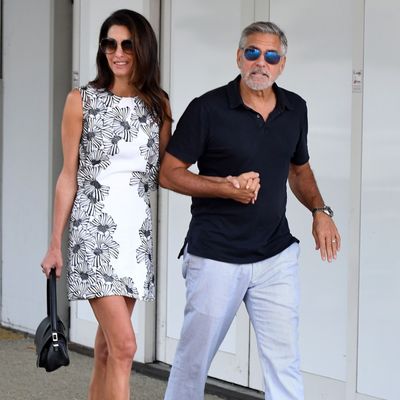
[41,247,63,279]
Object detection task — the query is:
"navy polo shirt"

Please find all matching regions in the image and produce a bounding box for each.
[167,75,310,263]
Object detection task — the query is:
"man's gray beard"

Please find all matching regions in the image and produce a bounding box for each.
[241,71,273,91]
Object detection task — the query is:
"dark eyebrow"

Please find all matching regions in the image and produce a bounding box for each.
[246,46,280,54]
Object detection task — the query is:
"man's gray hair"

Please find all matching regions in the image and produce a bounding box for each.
[239,21,288,55]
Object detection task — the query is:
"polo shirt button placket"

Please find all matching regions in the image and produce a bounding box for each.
[256,113,264,127]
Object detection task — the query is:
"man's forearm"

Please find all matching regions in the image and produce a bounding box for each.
[160,166,232,198]
[288,163,325,211]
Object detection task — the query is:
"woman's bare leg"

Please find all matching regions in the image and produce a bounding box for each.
[88,296,136,400]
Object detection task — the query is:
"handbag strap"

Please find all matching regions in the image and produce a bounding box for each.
[46,269,60,347]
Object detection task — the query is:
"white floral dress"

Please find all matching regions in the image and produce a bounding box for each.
[67,85,159,301]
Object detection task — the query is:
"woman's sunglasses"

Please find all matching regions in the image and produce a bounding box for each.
[100,38,134,54]
[243,48,282,65]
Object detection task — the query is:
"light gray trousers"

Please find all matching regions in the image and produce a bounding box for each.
[164,243,304,400]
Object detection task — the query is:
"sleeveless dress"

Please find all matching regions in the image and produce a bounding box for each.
[67,85,159,302]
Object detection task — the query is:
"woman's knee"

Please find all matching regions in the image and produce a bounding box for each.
[109,335,137,362]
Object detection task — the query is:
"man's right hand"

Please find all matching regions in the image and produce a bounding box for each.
[226,172,260,204]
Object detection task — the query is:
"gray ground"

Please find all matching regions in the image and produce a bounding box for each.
[0,327,224,400]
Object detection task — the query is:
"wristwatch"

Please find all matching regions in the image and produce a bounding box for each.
[312,205,334,218]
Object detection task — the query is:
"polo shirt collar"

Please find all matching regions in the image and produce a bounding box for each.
[227,75,294,111]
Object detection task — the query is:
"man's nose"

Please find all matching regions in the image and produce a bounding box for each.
[255,57,266,67]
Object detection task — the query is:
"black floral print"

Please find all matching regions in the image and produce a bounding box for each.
[88,151,111,172]
[89,213,117,237]
[109,106,138,142]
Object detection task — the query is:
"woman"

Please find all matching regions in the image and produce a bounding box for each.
[41,9,171,400]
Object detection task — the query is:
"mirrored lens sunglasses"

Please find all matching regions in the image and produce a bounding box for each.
[243,48,282,65]
[100,38,134,54]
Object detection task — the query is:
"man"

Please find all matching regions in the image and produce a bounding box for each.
[160,21,340,400]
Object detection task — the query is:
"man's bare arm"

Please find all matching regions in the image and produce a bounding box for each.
[288,162,341,262]
[160,152,259,204]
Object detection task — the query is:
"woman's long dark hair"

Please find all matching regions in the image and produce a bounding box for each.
[90,9,171,124]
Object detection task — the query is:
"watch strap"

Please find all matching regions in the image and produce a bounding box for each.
[312,205,334,217]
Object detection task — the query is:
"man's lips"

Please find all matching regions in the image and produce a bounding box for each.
[250,70,269,77]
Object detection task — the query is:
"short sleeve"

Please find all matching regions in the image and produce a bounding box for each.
[166,97,209,164]
[291,101,310,165]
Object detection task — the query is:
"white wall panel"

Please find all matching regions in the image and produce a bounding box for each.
[1,0,72,334]
[2,0,53,332]
[270,0,351,381]
[358,1,400,398]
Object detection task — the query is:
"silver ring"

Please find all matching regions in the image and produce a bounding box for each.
[332,240,336,243]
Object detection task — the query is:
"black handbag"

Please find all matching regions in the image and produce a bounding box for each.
[34,269,70,372]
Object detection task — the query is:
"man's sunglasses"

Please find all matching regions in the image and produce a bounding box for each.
[100,38,134,54]
[243,48,282,65]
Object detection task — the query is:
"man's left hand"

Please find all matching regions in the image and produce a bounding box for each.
[312,213,341,262]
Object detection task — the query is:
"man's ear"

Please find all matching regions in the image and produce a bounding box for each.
[236,48,242,68]
[279,56,287,73]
